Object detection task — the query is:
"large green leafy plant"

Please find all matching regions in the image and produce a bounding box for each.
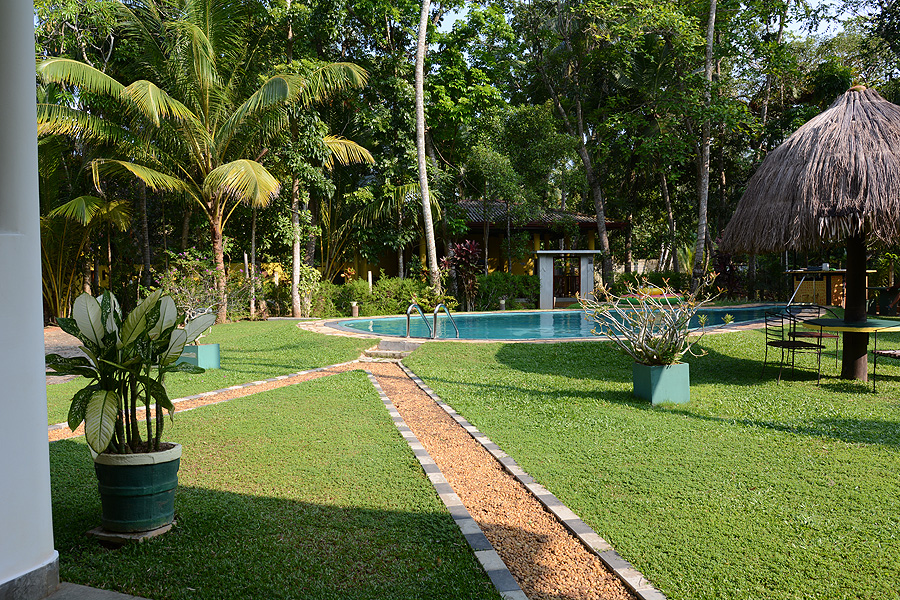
[46,289,215,454]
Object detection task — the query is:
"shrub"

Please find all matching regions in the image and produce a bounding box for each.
[154,249,251,322]
[615,270,689,295]
[307,273,460,318]
[475,272,539,310]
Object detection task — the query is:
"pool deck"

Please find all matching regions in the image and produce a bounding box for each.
[301,305,771,343]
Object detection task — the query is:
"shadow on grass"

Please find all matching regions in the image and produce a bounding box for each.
[442,341,900,449]
[50,439,501,600]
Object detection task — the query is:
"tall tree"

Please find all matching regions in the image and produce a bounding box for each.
[415,0,442,291]
[691,0,717,291]
[38,0,367,322]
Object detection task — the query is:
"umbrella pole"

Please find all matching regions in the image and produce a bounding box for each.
[842,234,869,380]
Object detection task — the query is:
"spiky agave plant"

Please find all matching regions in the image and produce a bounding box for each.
[46,289,215,453]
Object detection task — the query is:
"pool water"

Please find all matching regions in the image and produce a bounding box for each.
[337,305,780,340]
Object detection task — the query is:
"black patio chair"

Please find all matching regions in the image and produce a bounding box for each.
[785,304,840,369]
[762,309,825,383]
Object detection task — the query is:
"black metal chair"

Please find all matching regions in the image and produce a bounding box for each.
[785,304,840,369]
[762,310,826,383]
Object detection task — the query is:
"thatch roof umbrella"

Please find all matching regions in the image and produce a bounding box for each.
[721,86,900,381]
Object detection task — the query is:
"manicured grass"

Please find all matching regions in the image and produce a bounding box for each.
[46,321,374,425]
[405,331,900,600]
[51,371,500,600]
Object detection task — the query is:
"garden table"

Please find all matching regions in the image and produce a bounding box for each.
[802,318,900,391]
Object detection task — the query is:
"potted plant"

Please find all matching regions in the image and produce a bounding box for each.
[580,278,711,405]
[46,289,215,532]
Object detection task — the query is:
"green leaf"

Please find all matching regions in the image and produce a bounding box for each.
[84,390,119,454]
[184,313,216,344]
[203,160,279,208]
[140,376,173,412]
[67,387,96,430]
[159,329,188,366]
[122,80,195,126]
[163,361,205,375]
[149,296,178,340]
[45,354,95,378]
[56,317,83,342]
[120,288,162,349]
[72,293,105,346]
[38,58,126,97]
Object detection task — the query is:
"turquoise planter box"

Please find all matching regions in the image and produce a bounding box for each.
[633,362,690,405]
[177,343,220,369]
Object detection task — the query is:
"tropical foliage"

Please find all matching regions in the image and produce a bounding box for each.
[45,289,215,454]
[34,0,900,316]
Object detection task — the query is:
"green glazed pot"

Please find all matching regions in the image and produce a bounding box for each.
[92,444,181,532]
[632,362,690,405]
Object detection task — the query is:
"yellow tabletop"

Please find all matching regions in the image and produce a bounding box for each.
[802,318,900,333]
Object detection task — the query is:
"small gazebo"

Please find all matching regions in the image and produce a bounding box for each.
[721,86,900,381]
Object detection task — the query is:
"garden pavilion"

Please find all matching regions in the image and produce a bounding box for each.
[721,86,900,381]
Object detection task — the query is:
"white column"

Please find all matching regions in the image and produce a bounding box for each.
[0,2,59,597]
[579,256,594,300]
[538,254,553,309]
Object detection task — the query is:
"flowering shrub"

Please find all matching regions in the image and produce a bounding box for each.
[154,249,252,322]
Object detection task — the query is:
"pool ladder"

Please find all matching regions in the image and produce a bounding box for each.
[406,303,460,339]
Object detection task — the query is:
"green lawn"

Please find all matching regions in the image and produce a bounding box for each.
[404,331,900,600]
[46,320,374,425]
[51,371,500,600]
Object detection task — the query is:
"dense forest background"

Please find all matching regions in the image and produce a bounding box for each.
[33,0,900,319]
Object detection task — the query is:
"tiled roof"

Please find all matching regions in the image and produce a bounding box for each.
[457,200,601,227]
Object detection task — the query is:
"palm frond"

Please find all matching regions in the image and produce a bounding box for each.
[47,196,106,225]
[93,159,196,198]
[37,58,125,97]
[165,20,220,92]
[122,80,197,126]
[323,136,375,169]
[204,159,280,211]
[37,104,128,143]
[299,63,369,106]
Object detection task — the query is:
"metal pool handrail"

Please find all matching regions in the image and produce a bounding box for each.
[433,304,460,339]
[406,303,433,338]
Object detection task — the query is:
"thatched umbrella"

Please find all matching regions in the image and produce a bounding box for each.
[721,86,900,381]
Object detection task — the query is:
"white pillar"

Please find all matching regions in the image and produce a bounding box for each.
[0,2,59,598]
[579,256,594,300]
[538,254,553,309]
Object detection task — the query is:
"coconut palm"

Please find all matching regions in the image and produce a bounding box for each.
[37,0,368,323]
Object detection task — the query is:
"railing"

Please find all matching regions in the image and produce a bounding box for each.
[433,303,460,339]
[406,303,433,338]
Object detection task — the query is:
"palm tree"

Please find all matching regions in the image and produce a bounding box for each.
[37,0,368,322]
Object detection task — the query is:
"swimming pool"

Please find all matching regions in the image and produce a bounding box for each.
[335,305,781,340]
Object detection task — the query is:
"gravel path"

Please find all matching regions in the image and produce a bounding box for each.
[47,357,637,600]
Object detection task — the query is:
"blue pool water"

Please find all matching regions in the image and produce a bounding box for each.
[337,305,781,340]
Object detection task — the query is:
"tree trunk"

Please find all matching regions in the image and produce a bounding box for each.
[692,0,716,292]
[414,0,441,292]
[660,171,678,274]
[180,205,192,251]
[505,199,512,273]
[290,177,302,317]
[139,183,151,288]
[250,204,257,319]
[82,246,92,295]
[842,234,869,380]
[757,1,788,158]
[211,217,227,324]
